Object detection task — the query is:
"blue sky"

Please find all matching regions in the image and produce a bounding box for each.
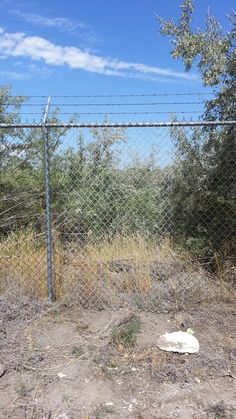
[0,0,235,121]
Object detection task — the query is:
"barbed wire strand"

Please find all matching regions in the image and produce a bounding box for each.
[7,92,215,98]
[3,101,206,107]
[4,111,203,116]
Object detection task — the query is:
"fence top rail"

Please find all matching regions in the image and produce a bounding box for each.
[0,120,236,129]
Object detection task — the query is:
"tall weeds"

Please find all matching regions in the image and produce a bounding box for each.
[0,229,233,309]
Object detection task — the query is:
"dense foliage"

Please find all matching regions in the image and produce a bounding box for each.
[1,2,235,266]
[158,0,236,259]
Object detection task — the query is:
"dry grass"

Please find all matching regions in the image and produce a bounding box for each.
[0,230,176,297]
[83,233,177,262]
[0,229,234,310]
[0,230,48,298]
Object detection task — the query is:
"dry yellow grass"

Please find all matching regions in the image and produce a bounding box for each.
[63,233,183,299]
[0,230,179,300]
[0,230,48,298]
[0,229,233,308]
[83,234,177,263]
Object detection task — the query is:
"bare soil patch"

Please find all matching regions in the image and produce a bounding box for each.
[0,295,235,418]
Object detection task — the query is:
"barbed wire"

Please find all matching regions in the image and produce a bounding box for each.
[1,93,211,123]
[3,101,205,107]
[7,92,215,98]
[4,111,203,116]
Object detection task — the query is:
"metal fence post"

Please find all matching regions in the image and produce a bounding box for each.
[43,97,53,301]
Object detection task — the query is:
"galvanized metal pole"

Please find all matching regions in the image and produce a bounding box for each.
[43,96,54,301]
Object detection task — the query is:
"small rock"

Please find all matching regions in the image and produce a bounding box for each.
[128,404,133,412]
[0,364,5,377]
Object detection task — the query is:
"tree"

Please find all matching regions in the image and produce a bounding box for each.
[0,85,74,235]
[158,1,236,261]
[158,0,236,117]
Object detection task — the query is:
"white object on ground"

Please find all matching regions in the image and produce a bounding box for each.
[0,363,5,377]
[157,329,199,353]
[57,372,67,379]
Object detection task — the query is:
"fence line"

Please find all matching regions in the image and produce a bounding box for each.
[1,119,235,309]
[1,120,236,128]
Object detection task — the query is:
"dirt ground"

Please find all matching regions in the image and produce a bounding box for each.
[0,295,235,419]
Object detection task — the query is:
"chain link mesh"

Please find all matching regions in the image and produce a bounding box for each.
[0,127,47,297]
[0,122,235,310]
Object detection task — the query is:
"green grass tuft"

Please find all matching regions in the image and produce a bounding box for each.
[111,314,141,348]
[71,345,83,358]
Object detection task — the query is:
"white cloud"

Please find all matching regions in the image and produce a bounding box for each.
[0,28,197,82]
[9,10,98,42]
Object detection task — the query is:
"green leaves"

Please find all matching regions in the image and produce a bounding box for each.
[158,0,234,86]
[157,1,236,262]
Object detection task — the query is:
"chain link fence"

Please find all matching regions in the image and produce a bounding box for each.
[0,120,235,311]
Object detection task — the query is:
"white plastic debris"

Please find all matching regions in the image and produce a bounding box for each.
[157,329,199,354]
[57,372,67,379]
